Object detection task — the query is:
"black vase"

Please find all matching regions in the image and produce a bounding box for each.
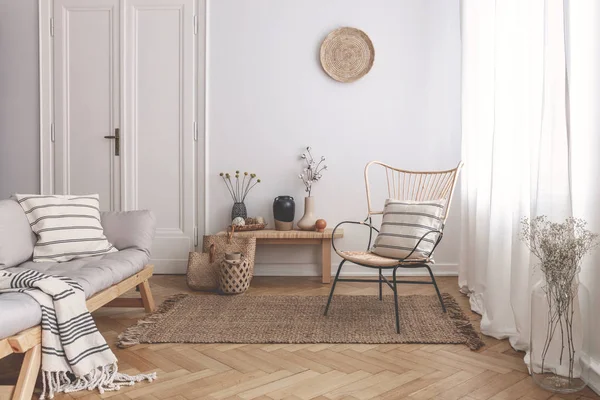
[273,196,295,231]
[231,202,247,221]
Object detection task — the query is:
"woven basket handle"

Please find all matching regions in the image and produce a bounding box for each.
[227,225,235,243]
[209,243,216,263]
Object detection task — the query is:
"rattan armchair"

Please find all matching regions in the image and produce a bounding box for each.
[324,161,463,333]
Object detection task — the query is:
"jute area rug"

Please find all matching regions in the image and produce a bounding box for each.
[117,293,484,350]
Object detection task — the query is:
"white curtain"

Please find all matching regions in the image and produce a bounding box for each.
[459,0,572,351]
[567,1,600,387]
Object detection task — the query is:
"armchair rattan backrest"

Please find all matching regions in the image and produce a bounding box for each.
[364,161,463,224]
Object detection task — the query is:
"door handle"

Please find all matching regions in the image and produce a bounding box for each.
[104,128,120,156]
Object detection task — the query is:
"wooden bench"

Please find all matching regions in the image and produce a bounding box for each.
[217,229,343,283]
[0,265,155,400]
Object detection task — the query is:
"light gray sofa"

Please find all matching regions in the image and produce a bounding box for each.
[0,198,157,400]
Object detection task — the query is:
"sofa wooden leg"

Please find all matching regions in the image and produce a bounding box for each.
[138,280,156,313]
[12,344,41,400]
[0,385,16,399]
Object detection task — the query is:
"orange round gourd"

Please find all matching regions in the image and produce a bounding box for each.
[315,219,327,232]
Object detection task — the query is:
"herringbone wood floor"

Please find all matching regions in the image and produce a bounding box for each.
[1,275,598,400]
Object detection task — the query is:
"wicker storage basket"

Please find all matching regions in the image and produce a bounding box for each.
[229,223,266,232]
[203,233,256,275]
[219,258,252,294]
[186,250,220,291]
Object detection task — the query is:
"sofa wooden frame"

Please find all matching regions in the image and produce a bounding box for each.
[0,265,155,400]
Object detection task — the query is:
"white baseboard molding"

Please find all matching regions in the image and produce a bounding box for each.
[152,260,188,275]
[253,263,458,277]
[154,262,459,277]
[582,354,600,395]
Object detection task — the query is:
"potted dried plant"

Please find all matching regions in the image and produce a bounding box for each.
[521,216,599,393]
[297,146,328,230]
[219,171,261,220]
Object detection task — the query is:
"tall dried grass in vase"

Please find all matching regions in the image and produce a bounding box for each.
[220,171,261,220]
[520,216,599,393]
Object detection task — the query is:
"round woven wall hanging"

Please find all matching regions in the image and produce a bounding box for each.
[320,27,374,83]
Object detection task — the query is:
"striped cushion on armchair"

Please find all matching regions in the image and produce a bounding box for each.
[371,199,444,260]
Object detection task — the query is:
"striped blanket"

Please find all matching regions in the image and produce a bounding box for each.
[0,270,156,399]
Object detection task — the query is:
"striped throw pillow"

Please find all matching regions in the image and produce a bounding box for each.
[14,194,117,262]
[372,199,444,260]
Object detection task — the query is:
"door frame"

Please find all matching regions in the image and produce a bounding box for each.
[39,0,53,195]
[38,0,207,250]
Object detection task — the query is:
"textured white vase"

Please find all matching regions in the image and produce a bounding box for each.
[297,196,317,231]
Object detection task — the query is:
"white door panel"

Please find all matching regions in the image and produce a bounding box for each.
[50,0,196,272]
[53,0,121,211]
[124,0,196,273]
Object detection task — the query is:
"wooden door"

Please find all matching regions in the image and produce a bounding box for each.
[123,0,196,273]
[53,0,121,211]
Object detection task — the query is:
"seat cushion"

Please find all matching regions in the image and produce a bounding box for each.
[0,292,42,340]
[0,248,148,339]
[336,250,432,267]
[0,199,36,269]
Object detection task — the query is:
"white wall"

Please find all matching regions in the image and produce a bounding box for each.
[0,0,40,199]
[0,0,462,276]
[206,0,462,276]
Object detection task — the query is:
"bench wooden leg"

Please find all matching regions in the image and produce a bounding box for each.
[322,238,332,284]
[138,279,156,312]
[13,344,41,400]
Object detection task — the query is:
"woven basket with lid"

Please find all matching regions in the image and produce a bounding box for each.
[219,258,252,294]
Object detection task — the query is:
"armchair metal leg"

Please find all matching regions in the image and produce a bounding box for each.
[425,265,446,313]
[393,267,400,334]
[324,260,346,316]
[378,268,383,301]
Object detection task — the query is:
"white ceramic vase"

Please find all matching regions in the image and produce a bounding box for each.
[297,196,317,231]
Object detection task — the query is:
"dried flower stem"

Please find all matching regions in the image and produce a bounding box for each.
[243,181,259,202]
[219,171,261,203]
[298,146,328,197]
